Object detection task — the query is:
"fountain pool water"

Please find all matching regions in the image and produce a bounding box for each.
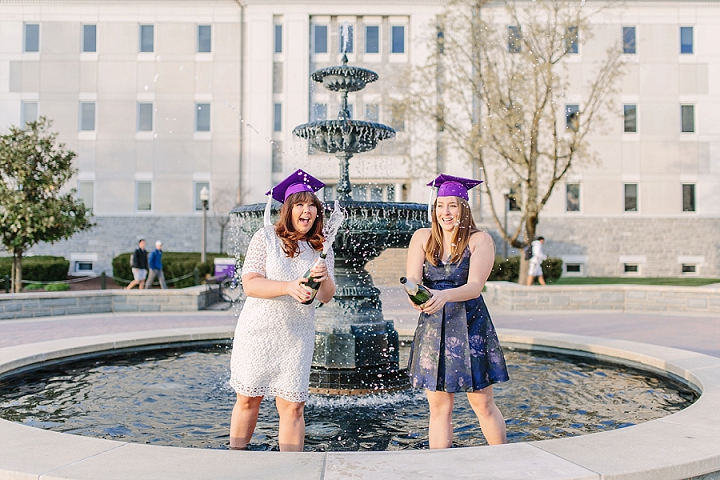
[0,341,696,451]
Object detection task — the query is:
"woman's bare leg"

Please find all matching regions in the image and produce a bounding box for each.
[425,390,455,449]
[275,396,305,452]
[466,386,507,445]
[229,394,263,449]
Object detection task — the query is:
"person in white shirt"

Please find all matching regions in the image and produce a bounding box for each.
[526,236,547,286]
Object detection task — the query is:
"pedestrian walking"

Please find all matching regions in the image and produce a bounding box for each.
[145,241,167,289]
[126,239,148,289]
[526,236,548,286]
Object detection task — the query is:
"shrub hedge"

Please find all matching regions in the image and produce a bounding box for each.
[112,252,241,288]
[0,256,69,282]
[488,256,563,283]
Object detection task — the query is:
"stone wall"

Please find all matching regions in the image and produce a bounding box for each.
[0,286,220,320]
[508,217,720,278]
[484,281,720,313]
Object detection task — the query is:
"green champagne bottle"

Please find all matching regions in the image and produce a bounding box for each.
[301,253,327,305]
[399,277,433,305]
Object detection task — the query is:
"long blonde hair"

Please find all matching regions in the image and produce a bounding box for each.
[425,196,479,266]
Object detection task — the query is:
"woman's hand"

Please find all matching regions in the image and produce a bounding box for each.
[407,295,424,311]
[286,278,313,303]
[419,289,451,315]
[310,262,329,283]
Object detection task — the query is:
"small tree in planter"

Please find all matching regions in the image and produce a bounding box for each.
[0,118,94,292]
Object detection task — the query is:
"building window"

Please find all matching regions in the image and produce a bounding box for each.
[197,25,211,53]
[272,142,283,173]
[137,102,153,131]
[623,26,636,54]
[194,182,209,211]
[682,184,696,212]
[680,26,693,54]
[196,103,211,132]
[365,26,379,53]
[391,25,405,53]
[136,181,152,211]
[681,105,694,133]
[273,103,282,132]
[566,26,578,54]
[508,26,522,53]
[565,104,579,132]
[682,264,697,274]
[366,104,379,122]
[566,264,582,274]
[390,102,405,132]
[624,184,637,212]
[80,102,96,131]
[624,104,637,133]
[21,101,38,127]
[313,103,327,121]
[313,25,328,54]
[273,62,283,94]
[353,185,367,201]
[78,181,94,211]
[24,23,40,53]
[139,25,154,53]
[566,183,580,212]
[508,187,521,211]
[624,264,639,273]
[274,24,282,53]
[83,24,97,53]
[339,24,354,53]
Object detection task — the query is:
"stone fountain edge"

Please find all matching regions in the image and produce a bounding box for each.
[0,327,719,480]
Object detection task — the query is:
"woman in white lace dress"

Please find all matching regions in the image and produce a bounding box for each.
[229,170,335,452]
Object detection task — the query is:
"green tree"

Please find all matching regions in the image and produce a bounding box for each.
[408,0,625,282]
[0,118,94,292]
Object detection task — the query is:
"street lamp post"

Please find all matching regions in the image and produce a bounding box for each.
[200,186,209,263]
[502,190,510,258]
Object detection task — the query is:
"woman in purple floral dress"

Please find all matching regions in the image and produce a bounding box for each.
[406,174,509,449]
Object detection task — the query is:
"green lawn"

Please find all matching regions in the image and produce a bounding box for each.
[549,277,720,287]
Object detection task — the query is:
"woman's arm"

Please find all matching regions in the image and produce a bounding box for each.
[242,273,314,303]
[404,229,431,310]
[419,231,495,315]
[240,228,314,303]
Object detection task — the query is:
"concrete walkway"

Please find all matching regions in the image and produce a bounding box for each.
[1,287,718,358]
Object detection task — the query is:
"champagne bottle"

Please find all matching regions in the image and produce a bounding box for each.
[301,253,327,305]
[399,277,433,306]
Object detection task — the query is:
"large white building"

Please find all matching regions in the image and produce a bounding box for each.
[1,0,718,278]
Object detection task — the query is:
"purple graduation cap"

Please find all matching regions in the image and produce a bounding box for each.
[263,169,325,227]
[427,173,482,201]
[266,169,325,204]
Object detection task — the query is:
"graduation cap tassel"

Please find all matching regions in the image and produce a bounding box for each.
[264,187,273,228]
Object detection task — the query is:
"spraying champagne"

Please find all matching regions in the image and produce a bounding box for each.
[399,277,433,306]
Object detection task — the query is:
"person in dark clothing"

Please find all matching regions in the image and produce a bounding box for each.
[126,239,149,289]
[145,241,167,289]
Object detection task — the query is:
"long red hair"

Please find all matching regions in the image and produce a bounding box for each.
[274,191,325,257]
[425,196,479,266]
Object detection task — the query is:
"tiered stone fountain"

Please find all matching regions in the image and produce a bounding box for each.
[232,54,427,394]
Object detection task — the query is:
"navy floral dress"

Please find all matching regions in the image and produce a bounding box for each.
[407,248,509,392]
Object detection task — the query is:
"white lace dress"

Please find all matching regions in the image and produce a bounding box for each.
[229,227,334,403]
